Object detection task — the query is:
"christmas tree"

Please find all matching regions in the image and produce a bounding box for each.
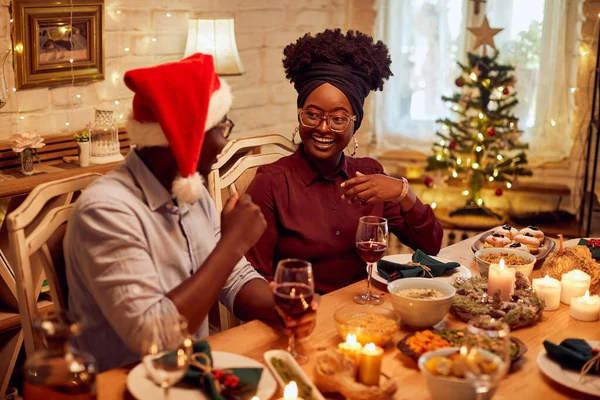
[425,17,532,219]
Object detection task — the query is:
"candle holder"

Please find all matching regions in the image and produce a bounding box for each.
[570,291,600,322]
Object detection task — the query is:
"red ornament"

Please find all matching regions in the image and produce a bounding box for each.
[487,128,496,137]
[495,188,503,196]
[502,87,509,95]
[424,176,434,188]
[455,77,465,87]
[449,140,457,150]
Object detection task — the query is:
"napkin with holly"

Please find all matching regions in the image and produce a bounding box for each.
[377,249,460,282]
[156,341,263,400]
[577,239,600,259]
[543,338,600,375]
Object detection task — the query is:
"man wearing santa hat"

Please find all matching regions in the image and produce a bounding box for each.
[64,54,316,372]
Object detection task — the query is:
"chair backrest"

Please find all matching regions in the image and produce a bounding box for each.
[207,134,296,212]
[6,173,101,356]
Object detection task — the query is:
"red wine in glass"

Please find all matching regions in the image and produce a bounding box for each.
[274,283,314,318]
[356,241,388,263]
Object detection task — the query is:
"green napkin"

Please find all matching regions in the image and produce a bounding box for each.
[157,341,263,400]
[577,239,600,259]
[377,249,461,281]
[543,339,599,375]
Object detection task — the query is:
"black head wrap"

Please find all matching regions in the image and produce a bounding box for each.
[294,62,371,132]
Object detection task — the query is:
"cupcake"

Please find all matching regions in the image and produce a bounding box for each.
[484,233,512,248]
[514,233,540,254]
[494,224,519,240]
[505,241,531,253]
[518,226,544,243]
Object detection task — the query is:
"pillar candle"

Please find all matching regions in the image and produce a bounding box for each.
[487,259,515,301]
[358,342,383,386]
[560,270,591,305]
[337,333,362,364]
[570,290,600,322]
[532,275,561,311]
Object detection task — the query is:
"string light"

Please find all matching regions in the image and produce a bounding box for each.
[477,198,483,206]
[452,170,458,178]
[431,202,437,210]
[114,100,120,105]
[440,140,446,146]
[498,86,504,92]
[581,50,588,56]
[65,122,70,126]
[493,169,499,177]
[436,154,442,161]
[489,176,494,182]
[457,158,462,165]
[478,112,484,119]
[116,10,121,14]
[506,182,512,189]
[12,88,16,92]
[570,87,577,93]
[442,124,449,130]
[124,47,130,52]
[477,133,484,141]
[472,162,479,169]
[9,18,13,23]
[19,116,24,120]
[69,59,74,63]
[76,94,81,99]
[462,190,470,196]
[476,146,482,152]
[497,155,503,161]
[166,12,172,17]
[469,72,478,81]
[152,37,157,42]
[550,119,556,127]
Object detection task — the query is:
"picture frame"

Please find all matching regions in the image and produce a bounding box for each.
[12,0,104,90]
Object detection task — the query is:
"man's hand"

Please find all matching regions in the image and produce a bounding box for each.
[220,192,267,255]
[269,282,320,339]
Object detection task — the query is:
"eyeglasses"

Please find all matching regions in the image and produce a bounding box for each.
[297,108,357,133]
[214,118,234,139]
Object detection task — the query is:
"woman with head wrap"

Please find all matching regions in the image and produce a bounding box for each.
[245,29,443,294]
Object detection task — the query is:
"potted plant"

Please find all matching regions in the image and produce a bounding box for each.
[11,131,45,176]
[74,124,90,167]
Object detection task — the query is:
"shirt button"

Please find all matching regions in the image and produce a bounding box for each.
[336,230,340,236]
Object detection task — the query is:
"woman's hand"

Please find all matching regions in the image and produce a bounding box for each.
[341,172,405,205]
[269,282,320,339]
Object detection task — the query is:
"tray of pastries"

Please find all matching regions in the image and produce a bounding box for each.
[471,224,555,267]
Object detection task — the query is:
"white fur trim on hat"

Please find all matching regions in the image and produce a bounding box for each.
[172,172,205,204]
[204,79,233,131]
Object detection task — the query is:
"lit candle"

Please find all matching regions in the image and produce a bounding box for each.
[487,258,516,301]
[281,381,303,400]
[532,275,561,311]
[337,333,362,364]
[570,290,600,322]
[560,270,591,305]
[358,342,383,386]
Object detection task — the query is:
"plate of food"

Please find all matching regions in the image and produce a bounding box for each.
[370,254,472,285]
[264,350,325,400]
[127,351,277,400]
[471,224,555,267]
[397,329,527,365]
[538,340,600,397]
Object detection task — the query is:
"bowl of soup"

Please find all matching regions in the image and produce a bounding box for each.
[387,278,456,329]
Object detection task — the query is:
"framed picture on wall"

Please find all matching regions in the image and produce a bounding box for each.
[12,0,104,90]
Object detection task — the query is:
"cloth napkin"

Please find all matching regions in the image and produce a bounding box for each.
[577,239,600,259]
[543,339,599,375]
[377,249,461,282]
[156,341,263,400]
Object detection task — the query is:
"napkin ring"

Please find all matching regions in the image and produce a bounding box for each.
[395,177,409,202]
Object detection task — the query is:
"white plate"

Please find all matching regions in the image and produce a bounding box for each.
[264,349,326,400]
[127,351,277,400]
[370,254,472,285]
[564,238,592,248]
[538,340,600,397]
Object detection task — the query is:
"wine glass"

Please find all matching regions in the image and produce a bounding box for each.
[141,315,193,400]
[354,216,388,305]
[273,258,315,364]
[460,316,511,400]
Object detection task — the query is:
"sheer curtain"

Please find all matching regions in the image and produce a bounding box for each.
[374,0,579,165]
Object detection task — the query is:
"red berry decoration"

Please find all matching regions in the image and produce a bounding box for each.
[455,77,465,87]
[487,128,496,137]
[424,176,434,188]
[495,188,503,196]
[502,87,509,95]
[449,140,457,150]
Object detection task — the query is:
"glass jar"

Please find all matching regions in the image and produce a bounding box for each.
[89,109,124,164]
[22,311,97,399]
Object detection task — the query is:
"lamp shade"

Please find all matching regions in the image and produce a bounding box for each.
[184,18,245,76]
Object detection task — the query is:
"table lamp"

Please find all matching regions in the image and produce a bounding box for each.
[184,18,245,76]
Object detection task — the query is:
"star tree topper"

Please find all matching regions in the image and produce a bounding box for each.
[467,16,503,57]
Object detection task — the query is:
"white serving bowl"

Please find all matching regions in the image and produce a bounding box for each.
[474,248,536,278]
[387,278,455,329]
[418,347,501,400]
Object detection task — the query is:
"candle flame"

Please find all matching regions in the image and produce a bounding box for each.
[584,290,590,301]
[251,397,260,400]
[460,346,468,356]
[284,382,298,399]
[346,333,357,345]
[365,342,376,351]
[544,275,550,285]
[499,258,505,270]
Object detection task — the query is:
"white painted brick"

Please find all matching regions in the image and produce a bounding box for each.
[232,0,286,10]
[269,83,296,104]
[264,30,305,48]
[235,10,286,33]
[227,49,261,90]
[235,32,264,51]
[262,48,286,83]
[307,0,346,8]
[51,85,100,108]
[232,86,269,109]
[294,10,330,27]
[158,0,194,9]
[106,9,150,32]
[229,104,295,131]
[151,11,190,32]
[0,11,10,38]
[16,89,50,112]
[132,34,186,56]
[0,113,14,140]
[105,33,134,58]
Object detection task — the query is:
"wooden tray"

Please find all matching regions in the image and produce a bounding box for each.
[397,330,527,365]
[471,229,556,269]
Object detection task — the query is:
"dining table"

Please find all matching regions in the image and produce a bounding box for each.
[97,237,600,400]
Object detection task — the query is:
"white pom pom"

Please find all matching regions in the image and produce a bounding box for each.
[172,172,204,204]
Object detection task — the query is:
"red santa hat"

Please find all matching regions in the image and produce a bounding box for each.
[124,53,232,204]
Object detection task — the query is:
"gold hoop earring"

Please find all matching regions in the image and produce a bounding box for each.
[291,126,299,145]
[347,136,358,156]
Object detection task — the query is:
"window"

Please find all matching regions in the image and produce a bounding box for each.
[374,0,582,163]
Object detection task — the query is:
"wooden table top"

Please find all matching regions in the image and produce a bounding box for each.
[97,238,600,400]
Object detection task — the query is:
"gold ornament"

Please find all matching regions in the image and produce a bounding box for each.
[467,16,503,57]
[482,78,491,88]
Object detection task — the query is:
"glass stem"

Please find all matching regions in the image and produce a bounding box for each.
[287,332,296,354]
[366,262,373,297]
[161,383,169,400]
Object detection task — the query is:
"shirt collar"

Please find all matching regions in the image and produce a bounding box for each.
[293,145,353,186]
[125,150,175,212]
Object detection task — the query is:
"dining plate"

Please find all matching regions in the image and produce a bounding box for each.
[537,340,600,397]
[369,254,472,285]
[127,351,277,400]
[471,229,556,267]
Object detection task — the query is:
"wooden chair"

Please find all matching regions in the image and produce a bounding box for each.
[5,173,101,362]
[207,134,296,331]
